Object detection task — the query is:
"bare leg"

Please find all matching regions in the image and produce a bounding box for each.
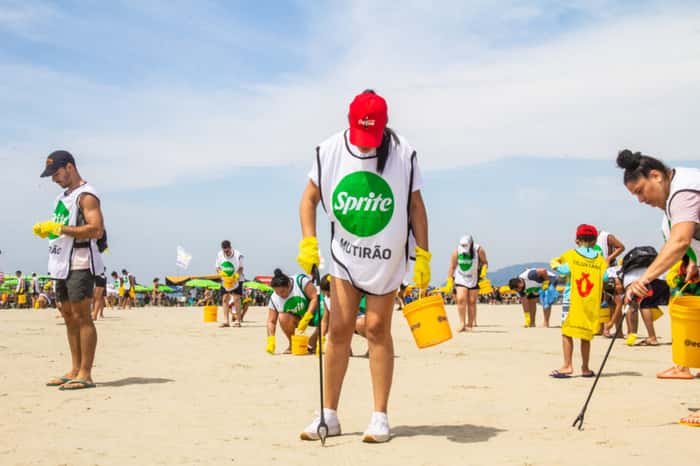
[455,287,467,331]
[220,292,231,327]
[232,294,242,326]
[639,308,658,345]
[466,289,478,329]
[63,298,97,383]
[61,301,81,380]
[278,313,299,351]
[92,287,105,320]
[324,278,361,410]
[558,335,573,374]
[580,339,592,375]
[365,291,396,413]
[542,306,551,328]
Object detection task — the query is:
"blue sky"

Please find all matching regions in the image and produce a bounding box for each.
[1,1,699,284]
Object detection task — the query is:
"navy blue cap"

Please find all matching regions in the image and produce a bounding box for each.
[40,150,75,177]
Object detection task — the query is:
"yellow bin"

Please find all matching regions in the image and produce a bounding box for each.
[402,294,452,349]
[670,296,700,368]
[203,305,218,323]
[291,335,310,355]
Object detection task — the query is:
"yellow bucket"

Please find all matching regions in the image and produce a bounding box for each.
[402,294,452,349]
[203,305,218,323]
[222,276,235,289]
[18,294,27,305]
[291,335,310,355]
[670,296,700,368]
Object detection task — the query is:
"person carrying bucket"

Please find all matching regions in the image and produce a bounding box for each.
[616,247,669,347]
[444,235,488,332]
[616,150,700,426]
[549,224,608,378]
[296,89,430,443]
[266,269,320,354]
[508,268,557,327]
[215,240,244,327]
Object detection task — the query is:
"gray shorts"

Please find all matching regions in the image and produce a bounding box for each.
[56,270,94,302]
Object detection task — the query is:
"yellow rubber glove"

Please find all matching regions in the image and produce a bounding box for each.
[413,246,431,289]
[266,335,275,354]
[316,336,326,355]
[232,272,240,283]
[296,237,319,274]
[37,221,63,238]
[32,223,48,239]
[443,276,454,294]
[479,264,488,279]
[550,257,563,270]
[297,310,314,332]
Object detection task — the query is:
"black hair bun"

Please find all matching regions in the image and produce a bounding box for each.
[616,149,641,170]
[273,268,284,277]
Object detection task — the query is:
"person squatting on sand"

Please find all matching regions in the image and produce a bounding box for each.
[34,150,105,390]
[215,240,245,327]
[550,224,608,378]
[616,149,700,426]
[266,269,320,354]
[444,234,488,332]
[296,89,430,443]
[509,267,558,328]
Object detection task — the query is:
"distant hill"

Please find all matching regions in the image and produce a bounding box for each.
[488,262,549,286]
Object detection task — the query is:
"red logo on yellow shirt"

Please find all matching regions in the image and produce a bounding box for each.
[575,273,595,297]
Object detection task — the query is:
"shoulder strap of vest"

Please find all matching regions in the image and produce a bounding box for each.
[404,151,417,261]
[296,274,310,299]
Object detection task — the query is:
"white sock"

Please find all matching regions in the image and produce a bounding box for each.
[371,412,388,423]
[322,408,337,419]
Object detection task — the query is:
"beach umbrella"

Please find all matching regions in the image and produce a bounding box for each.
[158,285,174,293]
[184,279,221,289]
[243,281,273,293]
[134,285,152,293]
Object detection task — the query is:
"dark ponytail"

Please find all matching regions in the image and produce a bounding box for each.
[616,149,670,184]
[270,268,290,288]
[376,127,399,174]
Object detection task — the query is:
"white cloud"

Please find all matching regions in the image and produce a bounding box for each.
[1,1,699,194]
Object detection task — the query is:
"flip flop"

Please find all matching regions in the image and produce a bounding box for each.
[549,370,572,379]
[635,339,659,347]
[46,376,71,387]
[58,380,96,390]
[581,372,596,378]
[657,372,695,380]
[679,416,700,427]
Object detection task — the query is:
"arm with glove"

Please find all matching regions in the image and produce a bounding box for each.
[478,248,488,280]
[297,180,322,274]
[33,194,104,241]
[410,190,431,289]
[296,280,319,333]
[266,307,278,354]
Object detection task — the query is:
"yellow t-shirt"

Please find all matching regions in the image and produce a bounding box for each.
[560,249,607,341]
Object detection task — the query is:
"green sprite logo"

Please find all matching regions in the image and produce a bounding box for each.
[283,296,308,315]
[332,171,394,237]
[50,200,70,240]
[220,261,235,277]
[458,253,473,272]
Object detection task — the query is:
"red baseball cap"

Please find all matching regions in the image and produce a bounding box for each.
[348,91,388,148]
[576,224,598,237]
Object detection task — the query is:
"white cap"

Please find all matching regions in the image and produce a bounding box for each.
[458,235,473,253]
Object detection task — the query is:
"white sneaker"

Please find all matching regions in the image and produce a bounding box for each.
[362,412,391,443]
[299,409,341,441]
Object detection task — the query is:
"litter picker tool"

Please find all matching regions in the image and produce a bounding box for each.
[311,265,329,446]
[572,291,650,430]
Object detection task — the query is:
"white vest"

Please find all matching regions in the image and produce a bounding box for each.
[269,274,311,317]
[47,183,104,279]
[662,167,700,262]
[316,130,417,295]
[519,269,542,295]
[216,249,244,288]
[595,230,610,256]
[453,244,481,287]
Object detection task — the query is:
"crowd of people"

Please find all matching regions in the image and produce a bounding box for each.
[3,90,698,440]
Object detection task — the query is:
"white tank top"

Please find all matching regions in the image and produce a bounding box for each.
[47,183,105,279]
[453,244,481,287]
[595,230,610,256]
[518,269,542,295]
[269,274,311,317]
[216,249,244,289]
[662,167,700,262]
[312,130,420,295]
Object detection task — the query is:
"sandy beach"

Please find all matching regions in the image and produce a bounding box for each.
[1,304,697,466]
